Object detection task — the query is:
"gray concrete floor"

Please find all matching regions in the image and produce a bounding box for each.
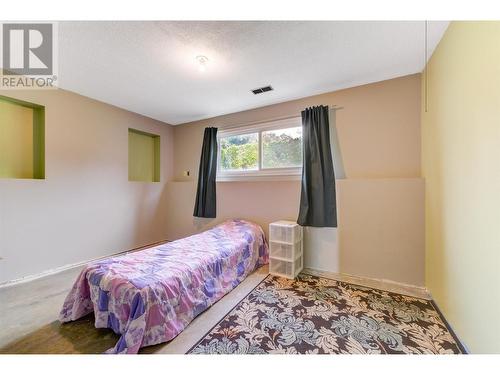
[0,265,269,353]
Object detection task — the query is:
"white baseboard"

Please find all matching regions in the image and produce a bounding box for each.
[0,239,170,288]
[302,267,431,300]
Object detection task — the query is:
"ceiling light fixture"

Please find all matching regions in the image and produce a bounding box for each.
[196,55,209,73]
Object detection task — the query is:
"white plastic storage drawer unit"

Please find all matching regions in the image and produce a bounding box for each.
[270,221,302,244]
[269,256,303,279]
[269,220,303,279]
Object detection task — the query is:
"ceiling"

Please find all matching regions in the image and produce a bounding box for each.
[58,21,449,125]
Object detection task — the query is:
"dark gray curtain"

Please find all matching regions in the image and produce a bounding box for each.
[193,127,218,218]
[297,105,337,227]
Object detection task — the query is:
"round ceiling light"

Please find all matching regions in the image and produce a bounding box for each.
[195,55,209,73]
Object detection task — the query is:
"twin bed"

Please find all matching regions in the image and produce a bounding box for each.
[59,219,269,354]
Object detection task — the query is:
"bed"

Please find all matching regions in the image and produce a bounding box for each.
[59,219,268,354]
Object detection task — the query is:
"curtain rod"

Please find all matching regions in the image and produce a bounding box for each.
[219,105,344,131]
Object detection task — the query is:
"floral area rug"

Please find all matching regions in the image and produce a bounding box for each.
[188,274,465,354]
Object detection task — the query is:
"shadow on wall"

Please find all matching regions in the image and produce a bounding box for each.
[303,226,339,273]
[193,216,215,231]
[329,109,346,179]
[132,182,170,248]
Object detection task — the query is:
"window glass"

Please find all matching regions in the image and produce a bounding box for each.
[219,133,259,171]
[262,127,302,169]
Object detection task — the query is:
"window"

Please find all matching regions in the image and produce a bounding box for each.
[262,127,302,169]
[0,95,45,179]
[219,133,259,172]
[128,128,160,182]
[217,117,302,181]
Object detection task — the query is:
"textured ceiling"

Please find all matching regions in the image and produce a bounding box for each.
[58,21,448,125]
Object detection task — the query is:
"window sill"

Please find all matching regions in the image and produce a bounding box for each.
[216,171,301,182]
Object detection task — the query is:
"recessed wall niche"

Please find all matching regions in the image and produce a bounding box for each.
[128,128,160,182]
[0,95,45,179]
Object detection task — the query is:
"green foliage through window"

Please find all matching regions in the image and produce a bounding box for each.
[220,133,258,171]
[218,126,302,172]
[262,127,302,168]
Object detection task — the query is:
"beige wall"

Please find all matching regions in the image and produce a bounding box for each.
[0,88,174,283]
[0,74,424,288]
[169,74,424,285]
[337,178,424,286]
[175,74,421,181]
[422,22,500,353]
[165,180,301,240]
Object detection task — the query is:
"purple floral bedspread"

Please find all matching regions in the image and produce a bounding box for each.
[59,219,268,354]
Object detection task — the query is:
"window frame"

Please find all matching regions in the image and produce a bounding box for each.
[216,117,302,182]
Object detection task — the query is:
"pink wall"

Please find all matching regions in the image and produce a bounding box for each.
[0,74,424,286]
[0,88,174,283]
[174,74,421,181]
[167,74,425,285]
[165,181,301,240]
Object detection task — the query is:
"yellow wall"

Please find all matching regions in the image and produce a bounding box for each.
[422,21,500,353]
[128,129,160,182]
[0,100,34,178]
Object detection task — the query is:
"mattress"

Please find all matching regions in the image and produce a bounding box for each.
[59,219,269,354]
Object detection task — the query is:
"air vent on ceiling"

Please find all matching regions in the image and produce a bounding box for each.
[252,85,273,95]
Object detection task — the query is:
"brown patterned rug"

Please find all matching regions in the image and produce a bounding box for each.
[188,274,465,354]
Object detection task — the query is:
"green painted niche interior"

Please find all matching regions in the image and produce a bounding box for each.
[128,128,160,182]
[0,95,45,179]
